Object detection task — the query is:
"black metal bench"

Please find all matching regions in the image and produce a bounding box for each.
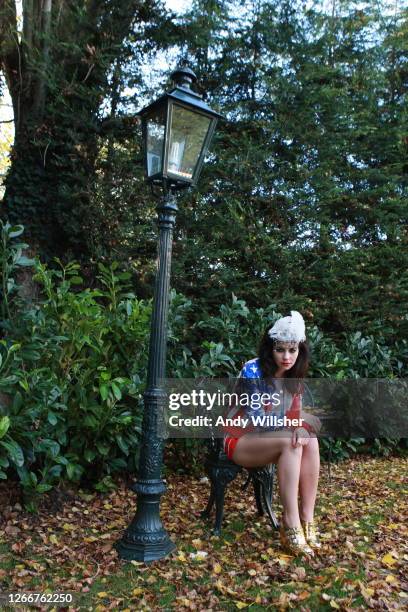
[201,438,279,535]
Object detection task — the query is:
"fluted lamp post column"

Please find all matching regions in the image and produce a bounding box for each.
[115,65,222,562]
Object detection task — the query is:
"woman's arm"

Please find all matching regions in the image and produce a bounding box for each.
[285,393,321,434]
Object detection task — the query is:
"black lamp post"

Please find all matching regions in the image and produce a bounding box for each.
[115,66,222,562]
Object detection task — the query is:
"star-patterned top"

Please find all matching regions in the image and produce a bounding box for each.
[238,358,286,422]
[222,358,312,439]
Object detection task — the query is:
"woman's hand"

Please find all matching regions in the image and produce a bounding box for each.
[292,427,310,448]
[300,411,322,434]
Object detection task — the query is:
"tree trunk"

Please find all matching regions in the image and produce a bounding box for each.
[0,0,159,260]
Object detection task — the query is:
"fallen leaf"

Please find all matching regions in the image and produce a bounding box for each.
[146,575,157,584]
[385,575,397,584]
[293,566,306,581]
[189,551,208,561]
[359,581,375,600]
[382,553,397,567]
[5,525,20,536]
[100,543,112,553]
[277,553,292,565]
[62,523,74,531]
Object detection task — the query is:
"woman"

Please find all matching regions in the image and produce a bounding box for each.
[223,311,321,557]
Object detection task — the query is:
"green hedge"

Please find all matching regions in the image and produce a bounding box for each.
[0,222,406,506]
[165,294,407,469]
[0,222,151,506]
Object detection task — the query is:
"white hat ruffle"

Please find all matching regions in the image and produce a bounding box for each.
[268,310,306,343]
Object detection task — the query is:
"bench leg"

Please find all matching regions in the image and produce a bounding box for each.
[213,480,227,536]
[250,466,279,530]
[201,439,242,535]
[260,481,279,530]
[252,478,265,517]
[200,485,215,519]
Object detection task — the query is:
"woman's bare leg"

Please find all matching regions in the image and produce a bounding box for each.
[298,437,320,522]
[277,442,303,527]
[232,432,289,468]
[232,433,303,528]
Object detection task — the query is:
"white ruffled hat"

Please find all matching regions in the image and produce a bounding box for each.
[268,310,306,343]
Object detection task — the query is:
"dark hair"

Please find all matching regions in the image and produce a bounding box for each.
[258,327,310,394]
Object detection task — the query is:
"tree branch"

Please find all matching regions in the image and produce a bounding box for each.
[32,0,52,120]
[21,0,34,96]
[22,0,33,50]
[0,0,20,116]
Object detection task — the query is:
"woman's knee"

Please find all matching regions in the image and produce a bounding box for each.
[304,436,319,453]
[280,436,303,458]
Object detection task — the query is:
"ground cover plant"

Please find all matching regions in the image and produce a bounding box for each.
[0,457,406,610]
[1,223,407,503]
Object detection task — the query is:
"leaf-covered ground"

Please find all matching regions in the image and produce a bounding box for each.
[0,457,407,611]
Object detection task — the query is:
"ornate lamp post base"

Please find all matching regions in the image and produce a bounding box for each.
[115,479,176,562]
[115,194,177,563]
[115,538,176,563]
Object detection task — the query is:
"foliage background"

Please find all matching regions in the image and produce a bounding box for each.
[1,0,406,340]
[0,223,406,502]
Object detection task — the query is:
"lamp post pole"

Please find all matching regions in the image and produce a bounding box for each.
[115,190,177,562]
[115,64,221,563]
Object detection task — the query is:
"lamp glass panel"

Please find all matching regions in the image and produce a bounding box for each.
[167,105,211,180]
[146,107,166,176]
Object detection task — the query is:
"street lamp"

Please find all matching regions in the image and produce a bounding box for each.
[115,66,222,562]
[140,65,221,189]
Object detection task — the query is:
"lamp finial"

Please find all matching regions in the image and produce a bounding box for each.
[171,65,197,90]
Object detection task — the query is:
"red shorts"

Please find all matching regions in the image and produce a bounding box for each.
[223,434,239,460]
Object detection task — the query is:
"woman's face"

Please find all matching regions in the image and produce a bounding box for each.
[272,341,299,371]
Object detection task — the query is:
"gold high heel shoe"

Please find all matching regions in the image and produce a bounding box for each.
[301,520,322,549]
[279,524,314,557]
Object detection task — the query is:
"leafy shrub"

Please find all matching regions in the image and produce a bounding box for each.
[0,223,405,498]
[167,295,407,470]
[0,223,151,505]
